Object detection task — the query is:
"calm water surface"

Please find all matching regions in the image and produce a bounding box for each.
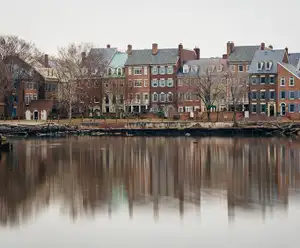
[0,137,300,247]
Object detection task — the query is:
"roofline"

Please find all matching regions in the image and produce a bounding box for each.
[278,62,300,79]
[124,63,177,66]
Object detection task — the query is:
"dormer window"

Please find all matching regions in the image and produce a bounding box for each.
[183,65,189,73]
[107,68,112,76]
[257,62,264,70]
[151,66,158,75]
[117,68,122,76]
[192,65,199,72]
[266,61,272,70]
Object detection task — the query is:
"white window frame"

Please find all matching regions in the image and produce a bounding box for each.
[238,65,243,72]
[159,79,166,87]
[183,65,189,73]
[167,66,173,74]
[133,67,142,75]
[257,62,264,70]
[230,65,235,72]
[289,77,295,86]
[280,77,285,86]
[269,89,275,100]
[128,67,132,75]
[143,93,149,103]
[152,93,158,102]
[185,106,193,113]
[167,78,174,87]
[159,66,166,75]
[185,92,192,101]
[289,103,295,113]
[134,80,142,87]
[117,68,122,76]
[260,103,266,113]
[246,65,250,72]
[144,80,148,87]
[266,61,272,70]
[135,93,141,103]
[152,66,158,75]
[167,92,173,102]
[178,107,184,113]
[144,66,148,75]
[152,79,158,87]
[251,103,257,113]
[159,92,166,102]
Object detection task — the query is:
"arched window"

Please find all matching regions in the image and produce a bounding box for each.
[167,92,173,102]
[160,92,166,102]
[107,68,112,76]
[104,94,109,104]
[152,93,158,102]
[280,103,286,116]
[117,68,122,76]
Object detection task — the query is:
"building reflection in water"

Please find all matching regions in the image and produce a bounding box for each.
[0,136,299,226]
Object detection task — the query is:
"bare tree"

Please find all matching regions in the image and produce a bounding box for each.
[0,35,42,117]
[226,72,249,126]
[53,43,105,119]
[186,65,226,121]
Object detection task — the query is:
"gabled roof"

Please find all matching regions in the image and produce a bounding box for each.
[279,62,300,79]
[178,58,227,77]
[89,47,117,65]
[288,53,300,67]
[125,49,179,66]
[228,46,259,62]
[248,49,286,74]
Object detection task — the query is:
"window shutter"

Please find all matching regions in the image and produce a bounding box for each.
[295,91,298,99]
[265,91,269,100]
[288,104,291,112]
[295,104,298,113]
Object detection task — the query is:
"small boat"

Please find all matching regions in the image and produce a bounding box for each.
[0,142,12,152]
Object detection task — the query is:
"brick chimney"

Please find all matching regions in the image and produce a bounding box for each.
[178,43,183,67]
[106,44,111,48]
[227,41,234,56]
[194,47,200,60]
[222,54,228,59]
[127,44,132,55]
[285,47,288,54]
[260,42,265,50]
[44,54,49,68]
[152,43,158,55]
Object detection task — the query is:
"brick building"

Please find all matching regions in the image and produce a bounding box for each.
[248,47,289,117]
[277,60,300,118]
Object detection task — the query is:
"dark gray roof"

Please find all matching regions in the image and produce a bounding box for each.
[125,49,178,66]
[248,49,286,74]
[288,53,300,67]
[228,46,259,62]
[280,62,300,78]
[89,48,117,65]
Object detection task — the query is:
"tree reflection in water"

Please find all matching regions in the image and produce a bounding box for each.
[0,136,299,227]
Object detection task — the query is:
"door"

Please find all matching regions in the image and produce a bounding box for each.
[33,111,39,120]
[280,103,286,116]
[269,105,275,117]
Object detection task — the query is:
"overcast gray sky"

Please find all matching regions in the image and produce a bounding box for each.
[1,0,299,57]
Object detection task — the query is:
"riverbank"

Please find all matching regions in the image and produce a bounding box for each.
[0,121,299,138]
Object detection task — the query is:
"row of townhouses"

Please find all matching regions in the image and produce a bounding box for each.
[2,41,300,120]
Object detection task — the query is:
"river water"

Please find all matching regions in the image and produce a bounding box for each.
[0,137,299,247]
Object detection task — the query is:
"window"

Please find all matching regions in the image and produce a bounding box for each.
[260,76,266,84]
[144,94,149,102]
[167,93,173,102]
[128,67,132,75]
[152,66,158,75]
[107,68,112,76]
[281,91,286,99]
[230,65,235,72]
[183,65,189,73]
[260,91,266,100]
[133,67,142,75]
[185,106,193,112]
[144,67,148,75]
[251,91,257,100]
[178,107,184,113]
[167,66,173,74]
[269,76,275,84]
[246,65,250,71]
[152,79,158,87]
[238,65,243,72]
[260,104,266,113]
[167,78,174,87]
[178,79,183,86]
[289,91,295,99]
[25,95,30,105]
[144,80,148,87]
[135,93,141,103]
[129,93,133,102]
[251,104,257,113]
[266,61,272,70]
[159,66,166,75]
[280,77,285,86]
[159,79,166,87]
[185,93,192,101]
[117,68,122,76]
[152,93,158,102]
[128,80,133,87]
[250,77,257,84]
[269,90,275,100]
[159,92,166,102]
[289,77,295,86]
[120,95,124,104]
[257,62,264,70]
[289,104,295,113]
[134,80,142,87]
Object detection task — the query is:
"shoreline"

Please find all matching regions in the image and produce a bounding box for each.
[1,122,299,138]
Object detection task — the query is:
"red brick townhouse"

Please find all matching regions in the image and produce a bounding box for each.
[277,56,300,119]
[248,46,289,117]
[124,43,197,115]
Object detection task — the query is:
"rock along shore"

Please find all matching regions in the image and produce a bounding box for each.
[0,122,299,138]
